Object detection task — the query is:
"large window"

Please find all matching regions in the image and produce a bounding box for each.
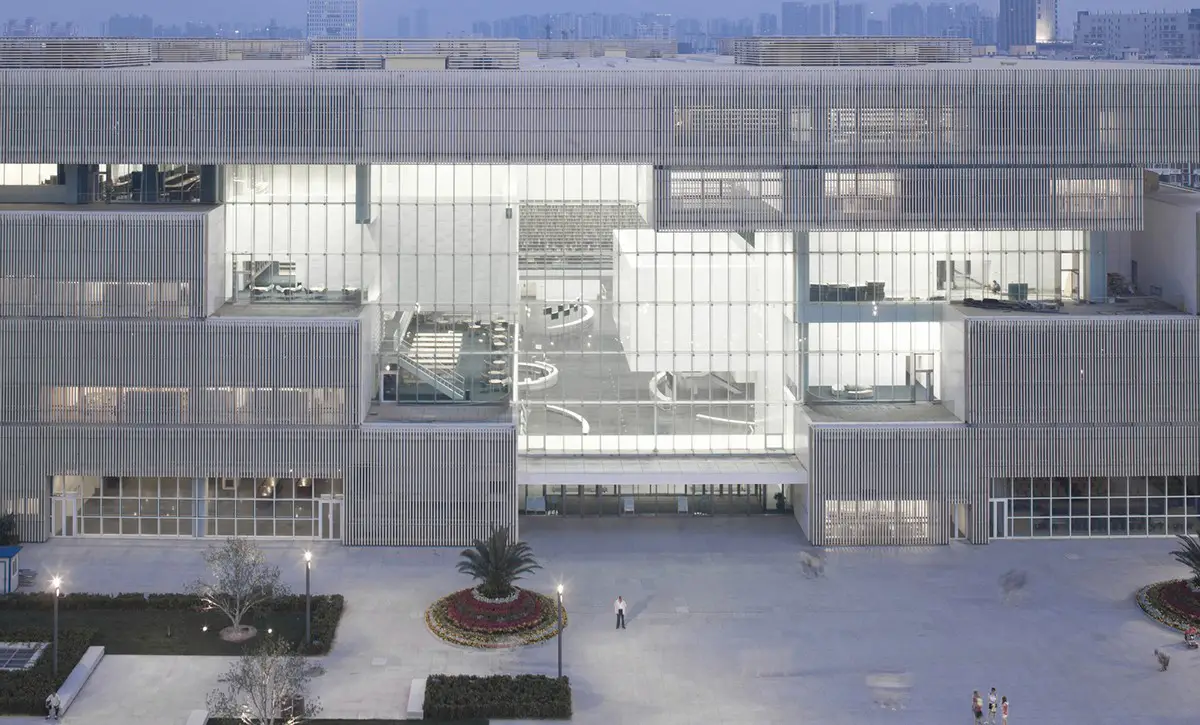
[992,475,1200,537]
[52,475,342,537]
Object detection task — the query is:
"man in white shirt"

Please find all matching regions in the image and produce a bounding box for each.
[614,596,627,629]
[45,692,61,721]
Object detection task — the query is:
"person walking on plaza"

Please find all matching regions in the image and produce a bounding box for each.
[1000,695,1009,725]
[614,595,627,629]
[987,687,998,724]
[972,690,983,723]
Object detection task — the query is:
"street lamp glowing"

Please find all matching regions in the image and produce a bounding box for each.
[50,576,62,591]
[556,584,563,595]
[304,551,312,564]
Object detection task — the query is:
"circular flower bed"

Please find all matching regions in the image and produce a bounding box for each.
[426,587,567,649]
[1136,579,1200,631]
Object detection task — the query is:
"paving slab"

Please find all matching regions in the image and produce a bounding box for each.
[11,517,1200,725]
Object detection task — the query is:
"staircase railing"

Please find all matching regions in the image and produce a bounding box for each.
[395,338,467,401]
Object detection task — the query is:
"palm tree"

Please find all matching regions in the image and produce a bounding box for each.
[456,525,542,599]
[1171,534,1200,587]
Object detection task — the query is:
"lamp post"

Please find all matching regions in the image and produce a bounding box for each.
[50,576,62,677]
[304,551,312,647]
[556,584,564,679]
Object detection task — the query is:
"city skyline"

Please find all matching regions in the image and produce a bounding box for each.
[9,0,1198,37]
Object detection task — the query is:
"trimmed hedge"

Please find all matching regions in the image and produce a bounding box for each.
[209,720,487,725]
[0,593,344,655]
[424,674,571,720]
[0,627,96,715]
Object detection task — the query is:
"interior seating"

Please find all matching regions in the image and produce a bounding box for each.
[518,203,648,270]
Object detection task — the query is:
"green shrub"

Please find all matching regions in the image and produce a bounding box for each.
[304,594,345,655]
[0,628,96,715]
[423,674,571,720]
[0,593,343,655]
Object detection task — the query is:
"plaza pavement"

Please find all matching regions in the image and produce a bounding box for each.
[4,516,1199,725]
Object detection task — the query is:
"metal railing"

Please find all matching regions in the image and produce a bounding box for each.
[394,333,468,401]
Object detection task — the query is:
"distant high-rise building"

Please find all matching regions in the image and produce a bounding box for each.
[414,8,430,38]
[106,14,153,37]
[835,3,866,35]
[307,0,361,39]
[758,12,779,35]
[811,4,832,35]
[999,0,1054,48]
[1075,9,1200,58]
[887,3,925,36]
[1035,0,1057,43]
[781,2,807,35]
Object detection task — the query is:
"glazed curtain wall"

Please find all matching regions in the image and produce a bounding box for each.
[221,164,648,308]
[809,229,1088,302]
[219,163,796,454]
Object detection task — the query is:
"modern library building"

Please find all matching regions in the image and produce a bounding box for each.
[0,40,1199,546]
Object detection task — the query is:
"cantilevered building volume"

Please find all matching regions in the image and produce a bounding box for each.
[0,47,1199,546]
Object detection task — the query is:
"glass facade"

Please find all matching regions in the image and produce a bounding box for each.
[216,163,1105,453]
[52,475,343,537]
[221,163,799,454]
[992,476,1200,537]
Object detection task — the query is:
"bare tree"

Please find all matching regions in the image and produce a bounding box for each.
[207,635,323,725]
[190,537,288,641]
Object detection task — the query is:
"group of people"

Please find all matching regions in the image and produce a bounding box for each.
[972,688,1009,724]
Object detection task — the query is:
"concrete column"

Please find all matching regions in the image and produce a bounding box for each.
[192,477,206,538]
[794,230,811,404]
[1087,232,1109,301]
[355,164,372,224]
[140,164,160,203]
[199,165,223,204]
[59,164,99,204]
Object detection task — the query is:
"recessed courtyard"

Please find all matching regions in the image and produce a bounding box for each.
[11,517,1200,725]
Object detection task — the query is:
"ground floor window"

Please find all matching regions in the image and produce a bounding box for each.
[519,484,781,516]
[823,499,933,545]
[991,475,1200,537]
[51,475,343,537]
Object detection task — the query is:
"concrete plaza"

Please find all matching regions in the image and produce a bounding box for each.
[7,517,1200,725]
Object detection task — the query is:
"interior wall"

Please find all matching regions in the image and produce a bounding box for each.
[807,321,941,389]
[1133,198,1200,314]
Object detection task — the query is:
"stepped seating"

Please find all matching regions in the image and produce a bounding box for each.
[408,332,463,375]
[519,203,648,270]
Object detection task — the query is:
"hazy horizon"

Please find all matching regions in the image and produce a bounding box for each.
[9,0,1199,35]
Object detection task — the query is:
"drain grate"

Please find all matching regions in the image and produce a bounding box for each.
[0,643,48,671]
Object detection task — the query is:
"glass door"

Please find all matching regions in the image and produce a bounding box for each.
[990,499,1009,539]
[317,495,343,541]
[51,494,80,537]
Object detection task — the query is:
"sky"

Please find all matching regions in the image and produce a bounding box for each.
[15,0,1200,35]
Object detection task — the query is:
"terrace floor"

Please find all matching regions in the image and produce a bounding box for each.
[7,517,1199,725]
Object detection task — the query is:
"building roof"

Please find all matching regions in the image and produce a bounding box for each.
[1147,183,1200,211]
[44,53,1200,73]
